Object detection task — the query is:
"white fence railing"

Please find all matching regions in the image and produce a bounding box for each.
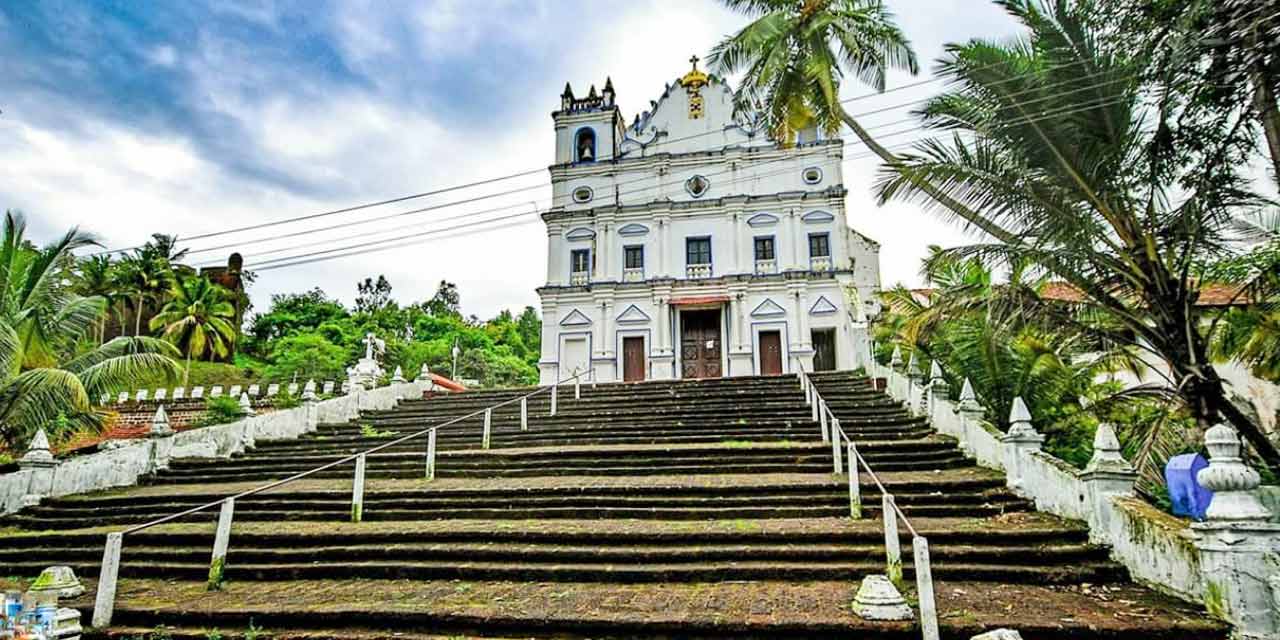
[90,370,588,627]
[796,362,939,640]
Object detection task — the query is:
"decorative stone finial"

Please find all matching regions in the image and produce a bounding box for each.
[150,405,174,438]
[958,378,982,414]
[906,353,922,379]
[1006,397,1042,440]
[929,360,943,382]
[1084,423,1134,475]
[852,575,913,621]
[20,428,56,467]
[417,363,431,382]
[28,565,85,599]
[239,393,256,417]
[889,345,903,368]
[928,360,949,399]
[1198,423,1271,522]
[392,366,406,384]
[301,379,318,402]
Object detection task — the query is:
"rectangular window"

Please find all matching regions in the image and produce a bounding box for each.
[624,245,644,269]
[809,233,830,258]
[571,249,591,273]
[754,236,775,261]
[686,237,712,265]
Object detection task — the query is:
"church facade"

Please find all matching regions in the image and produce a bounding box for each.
[537,59,880,385]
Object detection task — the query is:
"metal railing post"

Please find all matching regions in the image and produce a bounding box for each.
[848,441,862,519]
[92,532,123,627]
[811,391,820,422]
[351,453,366,523]
[883,494,903,588]
[819,398,829,434]
[520,396,528,431]
[207,498,235,591]
[831,420,843,474]
[575,375,581,400]
[914,536,940,640]
[425,429,437,481]
[550,383,558,416]
[482,407,492,449]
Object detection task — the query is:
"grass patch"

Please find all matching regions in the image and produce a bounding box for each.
[360,424,395,439]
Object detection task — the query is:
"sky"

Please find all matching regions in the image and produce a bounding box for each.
[0,0,1032,319]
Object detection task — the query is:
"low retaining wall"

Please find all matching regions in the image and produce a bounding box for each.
[872,358,1280,637]
[0,381,425,516]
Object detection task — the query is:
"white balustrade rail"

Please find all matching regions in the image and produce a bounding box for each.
[796,362,939,640]
[91,370,589,628]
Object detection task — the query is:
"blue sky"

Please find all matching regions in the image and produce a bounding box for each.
[0,0,1031,317]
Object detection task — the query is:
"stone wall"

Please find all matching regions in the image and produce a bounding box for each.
[870,356,1280,638]
[0,381,427,516]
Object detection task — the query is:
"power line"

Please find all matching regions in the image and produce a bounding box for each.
[98,57,1105,257]
[184,62,1131,264]
[245,95,1129,273]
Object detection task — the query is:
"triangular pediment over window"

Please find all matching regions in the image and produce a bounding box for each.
[751,298,787,318]
[560,309,593,326]
[565,227,596,240]
[802,210,835,224]
[615,304,651,324]
[618,224,649,237]
[809,295,838,315]
[747,213,779,227]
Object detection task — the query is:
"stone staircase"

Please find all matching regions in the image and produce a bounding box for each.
[0,371,1224,639]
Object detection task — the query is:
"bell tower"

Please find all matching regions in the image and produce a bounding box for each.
[553,77,624,165]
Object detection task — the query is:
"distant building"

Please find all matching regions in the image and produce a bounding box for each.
[537,58,881,384]
[198,252,249,362]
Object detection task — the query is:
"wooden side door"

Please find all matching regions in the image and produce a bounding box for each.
[812,329,836,372]
[759,330,783,375]
[622,337,646,382]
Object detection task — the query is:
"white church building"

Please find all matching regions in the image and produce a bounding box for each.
[537,59,881,384]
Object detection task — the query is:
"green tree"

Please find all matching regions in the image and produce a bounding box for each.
[74,254,115,344]
[150,275,238,387]
[0,211,179,447]
[874,0,1280,470]
[265,333,348,382]
[710,0,919,146]
[115,252,173,337]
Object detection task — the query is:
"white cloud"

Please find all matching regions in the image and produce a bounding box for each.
[146,44,179,68]
[6,0,1044,322]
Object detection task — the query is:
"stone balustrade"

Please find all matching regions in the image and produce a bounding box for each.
[866,344,1280,639]
[95,379,344,407]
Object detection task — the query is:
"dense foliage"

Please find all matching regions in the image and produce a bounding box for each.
[244,279,540,388]
[0,211,180,448]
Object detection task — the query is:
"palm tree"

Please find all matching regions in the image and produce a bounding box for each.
[116,252,173,337]
[75,255,115,344]
[150,275,237,386]
[0,211,179,448]
[710,0,1020,245]
[873,1,1280,470]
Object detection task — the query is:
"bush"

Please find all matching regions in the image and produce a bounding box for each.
[271,392,301,409]
[199,396,245,427]
[265,333,348,383]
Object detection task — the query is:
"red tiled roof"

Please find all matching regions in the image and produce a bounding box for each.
[670,295,730,306]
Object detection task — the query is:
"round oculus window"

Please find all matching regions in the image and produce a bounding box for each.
[802,167,823,184]
[572,186,594,203]
[685,174,710,198]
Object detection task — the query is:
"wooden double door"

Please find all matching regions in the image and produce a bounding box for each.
[680,309,722,379]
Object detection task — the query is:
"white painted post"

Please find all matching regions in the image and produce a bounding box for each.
[819,398,829,433]
[520,397,528,431]
[425,429,437,481]
[810,392,820,423]
[848,440,862,519]
[207,498,235,591]
[550,384,558,416]
[831,419,843,474]
[883,494,903,588]
[914,536,940,640]
[91,532,123,627]
[574,374,581,400]
[351,454,366,523]
[482,408,492,449]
